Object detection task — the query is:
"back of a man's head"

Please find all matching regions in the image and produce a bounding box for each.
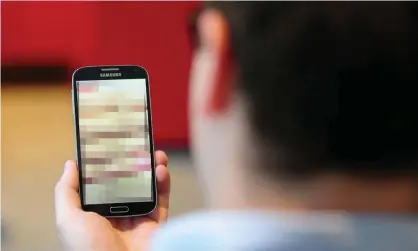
[205,2,418,181]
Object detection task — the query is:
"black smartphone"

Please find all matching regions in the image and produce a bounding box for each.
[72,65,157,217]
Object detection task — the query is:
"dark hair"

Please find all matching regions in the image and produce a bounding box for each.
[204,2,418,179]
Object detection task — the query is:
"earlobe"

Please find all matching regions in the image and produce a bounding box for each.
[199,10,235,116]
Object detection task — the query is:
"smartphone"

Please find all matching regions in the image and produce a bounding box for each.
[72,65,157,217]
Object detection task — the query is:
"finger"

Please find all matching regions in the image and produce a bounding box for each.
[155,150,168,167]
[149,164,171,222]
[156,164,171,196]
[55,160,82,221]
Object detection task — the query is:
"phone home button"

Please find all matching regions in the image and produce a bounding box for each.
[110,206,129,214]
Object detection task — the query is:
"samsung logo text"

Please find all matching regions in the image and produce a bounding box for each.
[100,73,122,77]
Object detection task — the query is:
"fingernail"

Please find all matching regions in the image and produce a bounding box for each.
[64,160,72,171]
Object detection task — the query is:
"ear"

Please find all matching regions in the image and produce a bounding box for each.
[198,10,234,116]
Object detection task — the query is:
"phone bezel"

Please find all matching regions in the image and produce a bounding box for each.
[72,65,157,217]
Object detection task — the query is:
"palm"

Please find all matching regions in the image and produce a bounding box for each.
[77,213,159,251]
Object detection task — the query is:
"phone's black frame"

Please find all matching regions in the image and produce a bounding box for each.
[72,65,157,217]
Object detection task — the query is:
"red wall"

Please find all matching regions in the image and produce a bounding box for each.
[2,2,200,147]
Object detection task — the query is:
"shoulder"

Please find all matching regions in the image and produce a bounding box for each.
[149,211,224,251]
[149,210,294,251]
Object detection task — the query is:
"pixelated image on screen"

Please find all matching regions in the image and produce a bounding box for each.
[77,79,152,205]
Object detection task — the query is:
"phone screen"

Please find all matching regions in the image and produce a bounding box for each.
[77,78,152,205]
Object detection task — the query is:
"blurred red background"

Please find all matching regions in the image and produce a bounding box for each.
[1,1,201,148]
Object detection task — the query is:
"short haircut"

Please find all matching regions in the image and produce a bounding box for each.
[204,2,418,179]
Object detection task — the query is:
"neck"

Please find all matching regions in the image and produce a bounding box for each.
[211,174,418,213]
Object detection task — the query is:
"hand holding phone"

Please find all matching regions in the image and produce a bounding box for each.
[72,65,157,217]
[54,151,170,251]
[55,65,169,251]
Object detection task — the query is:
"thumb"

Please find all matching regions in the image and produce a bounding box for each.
[55,160,81,220]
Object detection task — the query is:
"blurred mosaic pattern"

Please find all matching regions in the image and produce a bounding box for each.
[78,79,152,205]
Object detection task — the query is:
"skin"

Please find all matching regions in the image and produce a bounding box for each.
[54,151,169,251]
[55,8,418,251]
